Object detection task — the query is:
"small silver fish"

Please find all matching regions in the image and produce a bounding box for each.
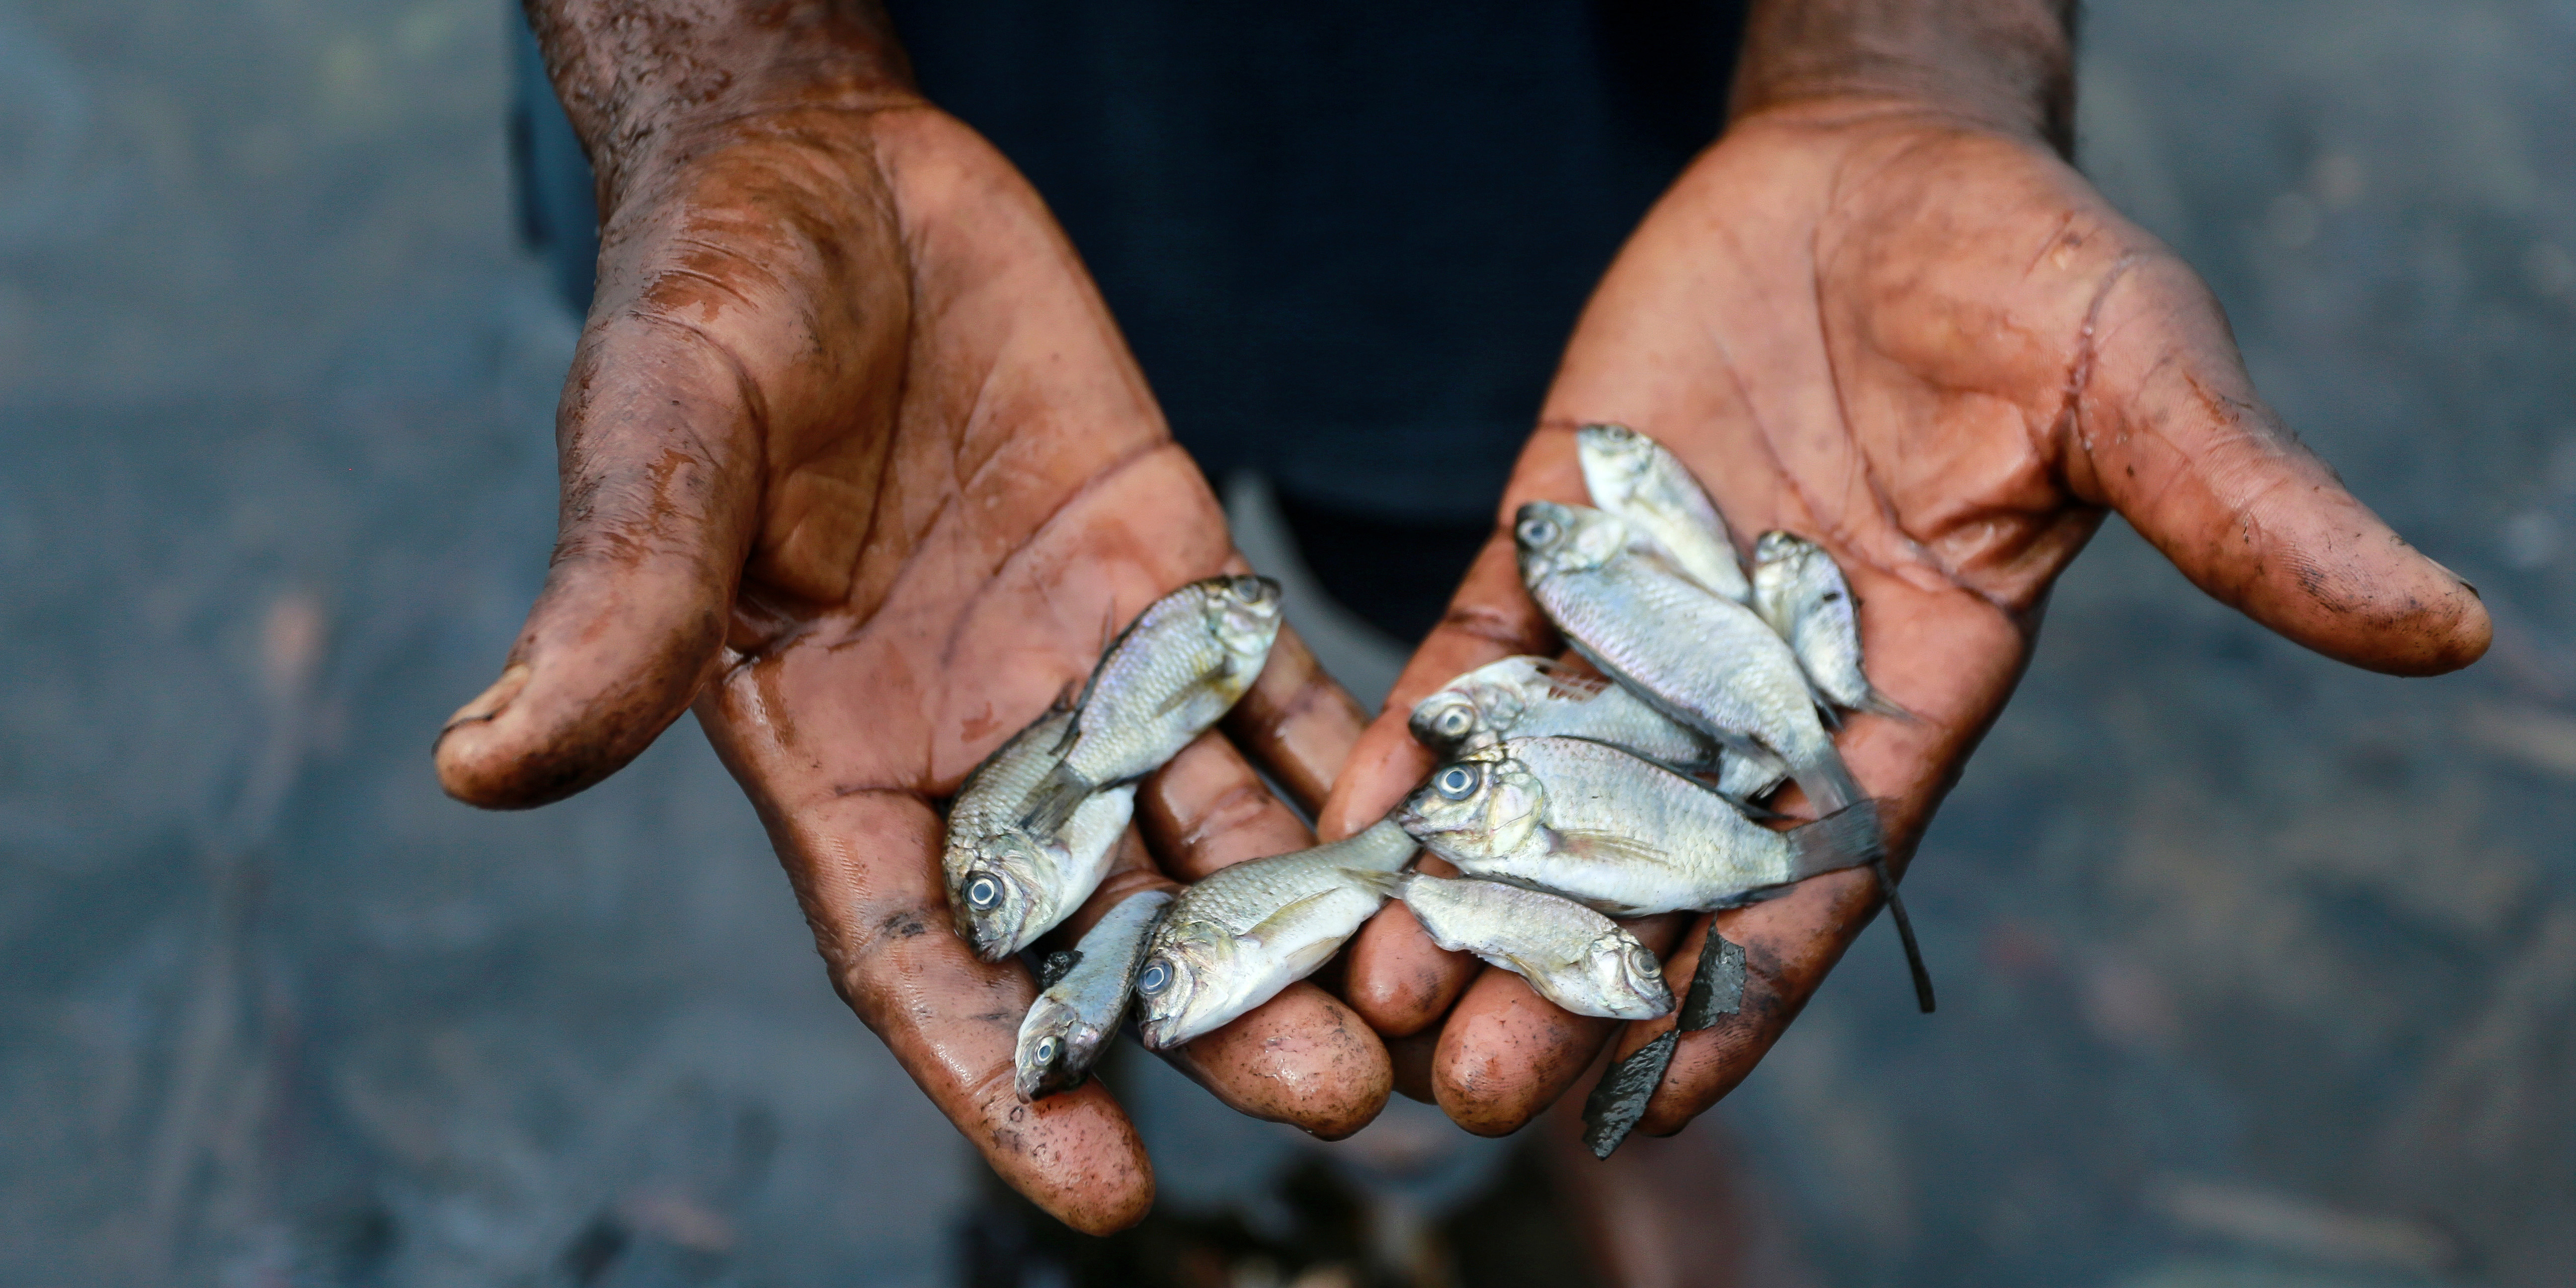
[1014,888,1173,1101]
[1021,576,1284,835]
[1408,655,1787,802]
[1576,423,1749,601]
[1515,500,1866,820]
[1368,870,1674,1020]
[945,708,1137,961]
[1394,736,1878,917]
[1751,531,1910,721]
[1132,819,1417,1049]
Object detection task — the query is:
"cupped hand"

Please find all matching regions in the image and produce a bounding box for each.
[432,100,1384,1232]
[1320,96,2489,1136]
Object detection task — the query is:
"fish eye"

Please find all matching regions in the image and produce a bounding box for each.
[1035,1036,1058,1063]
[1230,575,1271,603]
[1516,516,1559,548]
[1434,764,1480,800]
[1137,959,1172,996]
[1628,945,1661,976]
[1438,707,1473,736]
[965,875,1001,911]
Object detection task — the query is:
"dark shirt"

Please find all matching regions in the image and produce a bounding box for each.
[883,0,1746,522]
[509,3,1746,635]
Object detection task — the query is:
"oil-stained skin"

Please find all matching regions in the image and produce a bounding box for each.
[1318,80,2489,1140]
[430,2,1377,1236]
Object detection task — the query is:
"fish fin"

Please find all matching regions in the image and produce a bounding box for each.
[1856,686,1918,723]
[1036,949,1083,991]
[1876,868,1936,1013]
[1581,1030,1678,1159]
[1338,866,1409,900]
[1017,763,1094,837]
[1239,887,1341,946]
[1785,800,1884,880]
[1552,827,1674,869]
[1150,673,1219,720]
[1717,791,1784,821]
[1528,657,1610,702]
[1786,752,1863,815]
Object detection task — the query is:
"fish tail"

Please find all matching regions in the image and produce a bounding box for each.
[1786,798,1884,880]
[1876,871,1937,1013]
[1787,750,1863,815]
[1857,686,1918,723]
[1017,762,1094,837]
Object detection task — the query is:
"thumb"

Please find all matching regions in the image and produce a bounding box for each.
[436,318,760,807]
[2069,257,2489,676]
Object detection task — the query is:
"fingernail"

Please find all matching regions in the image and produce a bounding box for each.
[441,662,532,734]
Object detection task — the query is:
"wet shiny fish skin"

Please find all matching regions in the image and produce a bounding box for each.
[1409,655,1789,801]
[1014,888,1173,1102]
[953,785,1136,962]
[1379,870,1674,1020]
[1394,736,1878,917]
[1132,819,1417,1050]
[1410,655,1718,769]
[1751,530,1910,721]
[1021,575,1284,835]
[946,708,1133,960]
[1515,500,1863,816]
[1575,423,1749,602]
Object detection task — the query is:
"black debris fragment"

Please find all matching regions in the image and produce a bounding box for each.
[1679,932,1746,1031]
[1036,949,1083,991]
[1581,1030,1678,1159]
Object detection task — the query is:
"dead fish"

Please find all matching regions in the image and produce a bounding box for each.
[1576,423,1748,601]
[1014,888,1173,1101]
[945,708,1138,961]
[1408,655,1787,802]
[1360,870,1674,1020]
[1751,530,1910,721]
[1393,735,1879,917]
[1132,819,1417,1049]
[1021,575,1284,835]
[1515,500,1866,819]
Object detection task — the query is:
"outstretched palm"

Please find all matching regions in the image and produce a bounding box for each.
[1323,97,2488,1135]
[434,103,1383,1232]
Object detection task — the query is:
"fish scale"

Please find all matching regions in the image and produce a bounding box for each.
[1021,576,1282,836]
[1133,819,1417,1049]
[1433,736,1825,915]
[1577,423,1750,601]
[1534,543,1850,809]
[1386,870,1674,1020]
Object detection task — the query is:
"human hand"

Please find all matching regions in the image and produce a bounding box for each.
[1320,56,2489,1135]
[434,4,1384,1233]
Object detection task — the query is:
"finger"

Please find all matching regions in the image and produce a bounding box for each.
[1135,729,1393,1137]
[1136,729,1316,880]
[2066,253,2488,675]
[1222,624,1370,819]
[1326,532,1555,1035]
[1432,916,1686,1136]
[1635,880,1874,1135]
[715,779,1155,1234]
[435,315,760,808]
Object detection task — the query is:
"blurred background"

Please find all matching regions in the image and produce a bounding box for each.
[1,1,2570,1286]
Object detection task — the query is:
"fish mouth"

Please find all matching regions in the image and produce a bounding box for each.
[1136,1013,1182,1052]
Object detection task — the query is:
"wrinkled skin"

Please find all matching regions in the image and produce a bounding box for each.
[1320,96,2490,1137]
[431,94,1381,1233]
